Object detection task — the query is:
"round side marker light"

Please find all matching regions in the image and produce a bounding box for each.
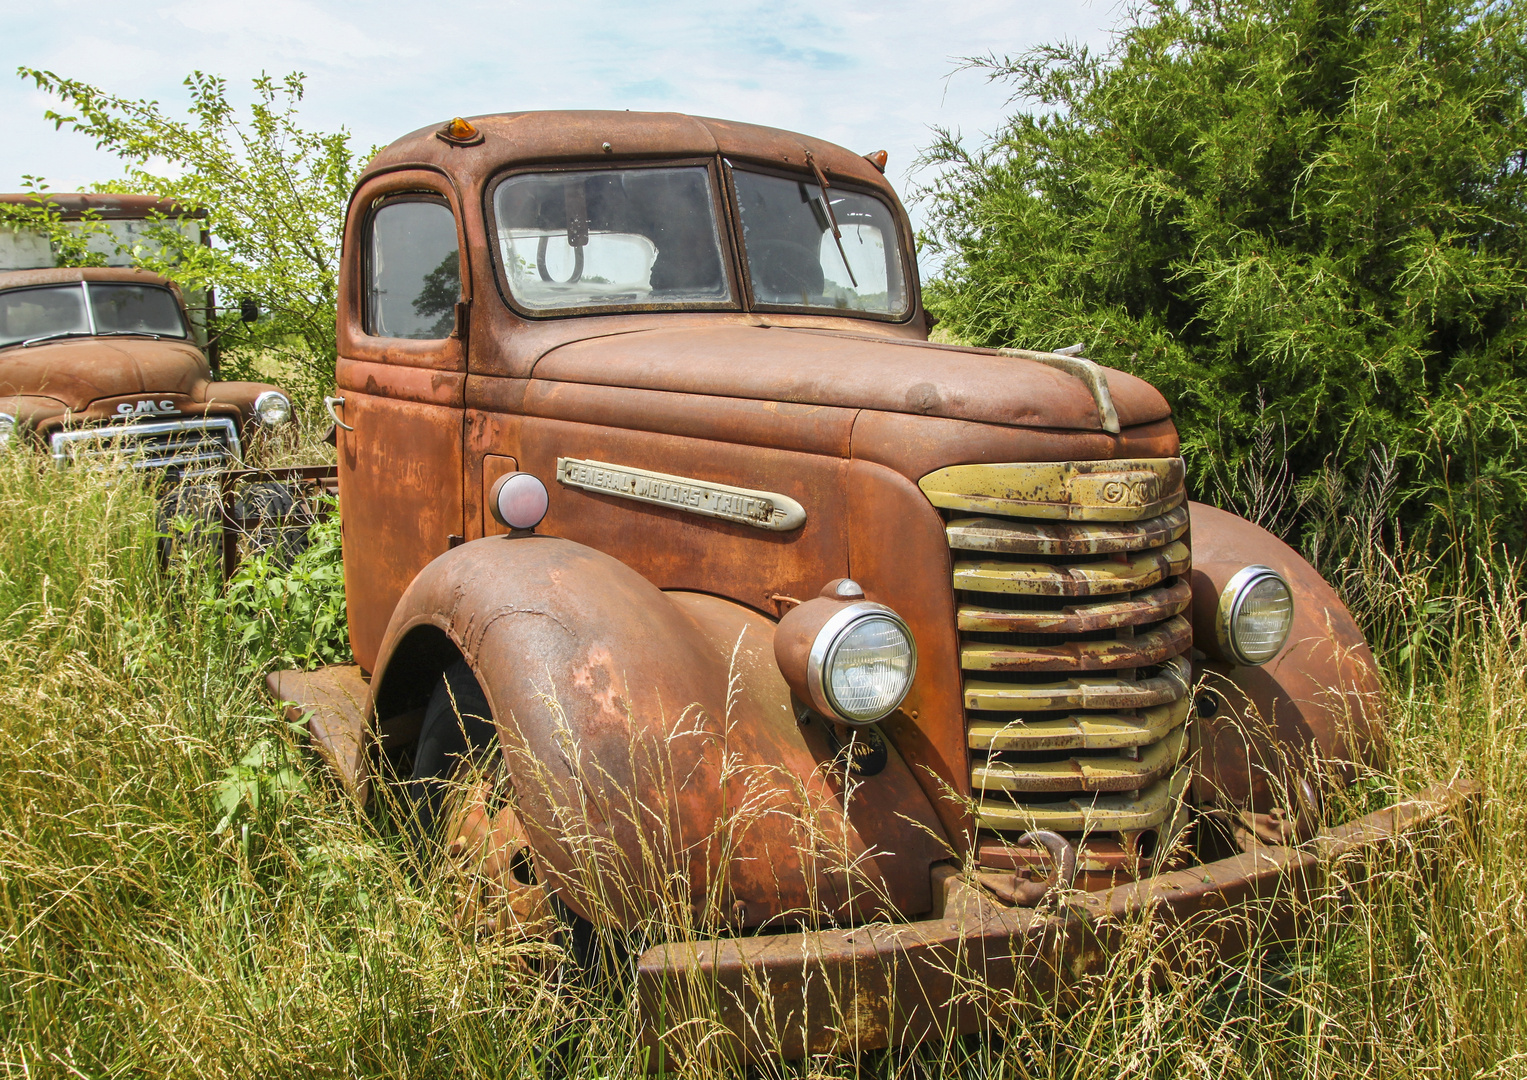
[490,472,549,533]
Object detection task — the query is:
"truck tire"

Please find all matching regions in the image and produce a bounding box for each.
[156,481,219,559]
[405,659,627,996]
[406,658,498,854]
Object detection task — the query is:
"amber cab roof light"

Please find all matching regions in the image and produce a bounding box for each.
[436,117,484,147]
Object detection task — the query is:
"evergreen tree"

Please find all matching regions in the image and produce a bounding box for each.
[921,0,1527,556]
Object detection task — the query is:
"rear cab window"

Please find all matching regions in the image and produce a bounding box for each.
[366,198,461,339]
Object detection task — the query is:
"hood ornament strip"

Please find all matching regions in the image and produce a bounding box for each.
[556,457,806,532]
[999,347,1121,434]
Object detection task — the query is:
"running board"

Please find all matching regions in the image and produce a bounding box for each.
[266,664,371,805]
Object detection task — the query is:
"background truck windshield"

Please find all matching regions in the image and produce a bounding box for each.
[493,167,730,312]
[0,282,187,348]
[732,168,908,318]
[88,284,187,338]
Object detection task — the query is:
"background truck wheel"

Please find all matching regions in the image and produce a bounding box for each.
[230,480,316,566]
[156,481,220,565]
[159,479,316,571]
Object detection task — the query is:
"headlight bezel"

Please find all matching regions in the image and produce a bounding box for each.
[1216,564,1294,666]
[804,601,917,725]
[253,390,294,427]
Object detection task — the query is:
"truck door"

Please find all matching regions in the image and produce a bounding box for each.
[335,171,469,673]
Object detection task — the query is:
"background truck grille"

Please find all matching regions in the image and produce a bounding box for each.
[919,458,1193,867]
[50,417,241,478]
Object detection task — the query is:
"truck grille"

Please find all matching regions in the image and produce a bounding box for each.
[50,417,241,478]
[919,458,1193,857]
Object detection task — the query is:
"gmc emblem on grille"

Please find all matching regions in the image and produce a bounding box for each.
[117,399,180,418]
[1101,476,1159,505]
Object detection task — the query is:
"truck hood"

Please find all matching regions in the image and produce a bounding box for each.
[0,336,210,412]
[531,324,1171,431]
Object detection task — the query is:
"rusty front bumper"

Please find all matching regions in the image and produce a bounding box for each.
[636,781,1474,1063]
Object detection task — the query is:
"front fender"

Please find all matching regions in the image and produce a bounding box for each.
[371,535,949,930]
[205,379,286,425]
[0,394,67,433]
[1187,502,1384,811]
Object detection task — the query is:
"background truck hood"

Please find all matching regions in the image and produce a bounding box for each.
[531,324,1171,430]
[0,336,210,412]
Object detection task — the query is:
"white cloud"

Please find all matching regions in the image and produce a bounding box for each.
[1,0,1122,270]
[158,0,413,63]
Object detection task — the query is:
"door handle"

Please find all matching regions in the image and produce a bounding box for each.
[324,395,354,431]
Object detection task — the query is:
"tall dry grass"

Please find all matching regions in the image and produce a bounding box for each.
[0,443,1523,1079]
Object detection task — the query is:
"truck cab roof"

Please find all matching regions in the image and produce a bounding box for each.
[0,264,185,295]
[0,192,203,220]
[369,110,894,192]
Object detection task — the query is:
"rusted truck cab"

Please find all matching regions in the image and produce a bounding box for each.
[0,265,293,474]
[287,110,1454,1061]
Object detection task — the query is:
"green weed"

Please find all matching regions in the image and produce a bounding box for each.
[210,503,350,676]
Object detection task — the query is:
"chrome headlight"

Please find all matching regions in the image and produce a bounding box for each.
[1217,565,1294,666]
[253,391,293,427]
[0,413,13,449]
[806,602,917,725]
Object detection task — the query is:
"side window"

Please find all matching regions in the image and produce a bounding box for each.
[366,198,461,339]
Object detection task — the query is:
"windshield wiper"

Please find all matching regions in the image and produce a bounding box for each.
[21,331,95,347]
[21,329,165,347]
[804,149,858,289]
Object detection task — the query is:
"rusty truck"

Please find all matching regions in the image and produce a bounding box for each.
[0,194,295,475]
[267,111,1468,1063]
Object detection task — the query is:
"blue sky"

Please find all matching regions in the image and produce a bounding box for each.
[0,0,1118,273]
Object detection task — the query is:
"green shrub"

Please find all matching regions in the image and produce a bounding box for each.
[7,69,363,402]
[920,0,1527,559]
[206,502,351,676]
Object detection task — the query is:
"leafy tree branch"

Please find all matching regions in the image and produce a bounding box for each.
[12,68,366,400]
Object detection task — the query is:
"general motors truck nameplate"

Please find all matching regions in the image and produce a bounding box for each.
[556,457,807,531]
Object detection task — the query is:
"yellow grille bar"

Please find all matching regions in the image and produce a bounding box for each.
[962,655,1191,712]
[952,541,1190,596]
[972,722,1187,795]
[974,768,1191,833]
[960,615,1191,673]
[957,579,1191,633]
[947,504,1189,556]
[920,458,1186,522]
[968,695,1191,753]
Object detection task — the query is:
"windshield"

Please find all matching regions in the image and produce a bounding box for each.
[732,168,908,318]
[89,283,188,338]
[492,167,731,312]
[0,285,89,347]
[0,282,188,348]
